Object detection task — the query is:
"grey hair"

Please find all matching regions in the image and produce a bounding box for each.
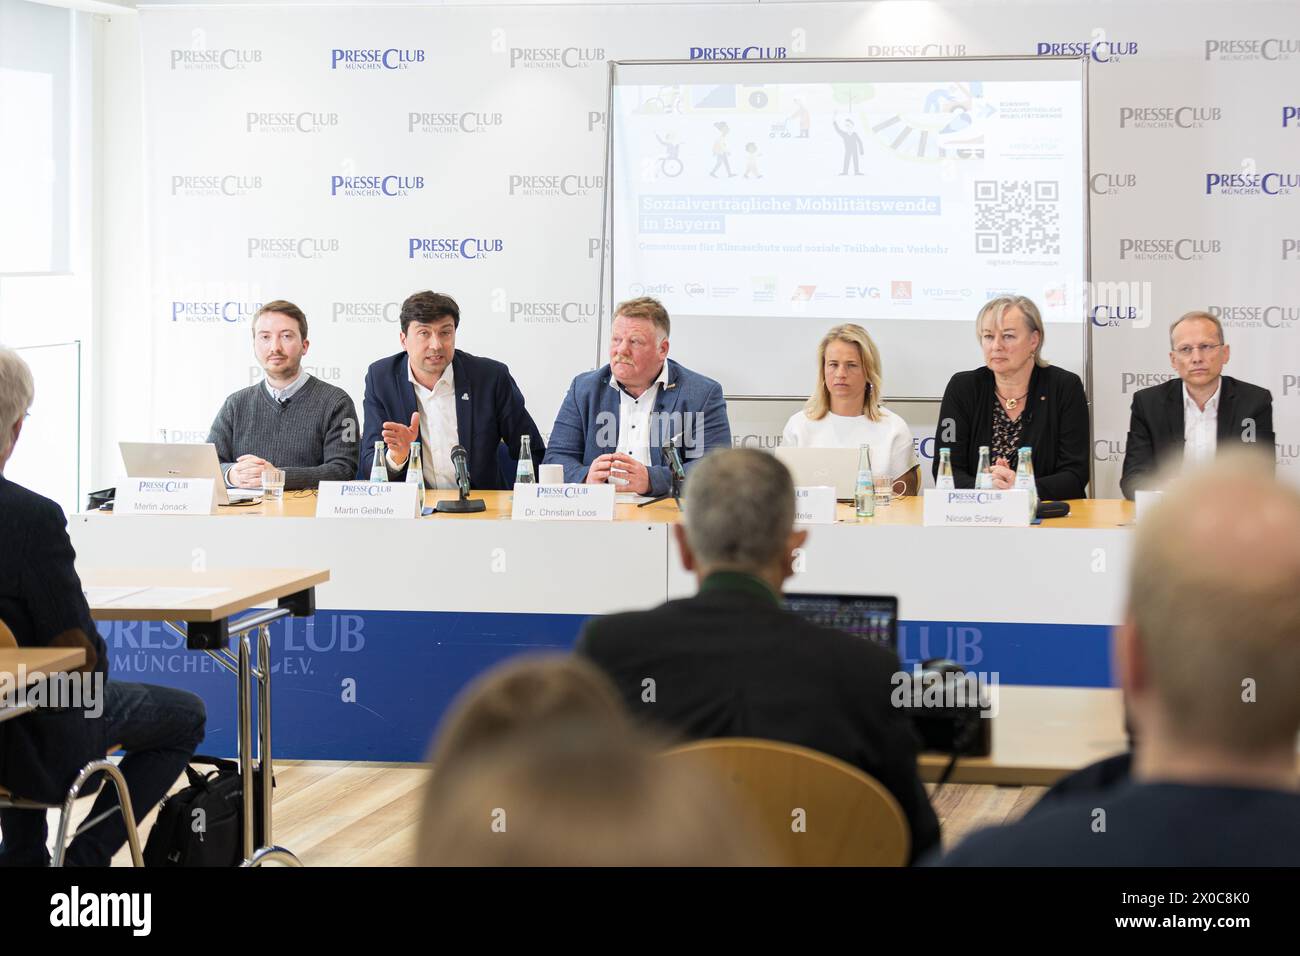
[682,449,795,571]
[0,346,35,460]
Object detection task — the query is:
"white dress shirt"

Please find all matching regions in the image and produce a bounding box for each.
[388,362,459,488]
[610,363,670,472]
[1182,380,1220,469]
[265,370,311,404]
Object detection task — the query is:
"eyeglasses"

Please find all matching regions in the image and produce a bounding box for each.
[1173,344,1223,358]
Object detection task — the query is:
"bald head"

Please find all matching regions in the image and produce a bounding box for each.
[1128,452,1300,754]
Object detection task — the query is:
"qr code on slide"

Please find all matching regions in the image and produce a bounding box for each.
[974,180,1060,256]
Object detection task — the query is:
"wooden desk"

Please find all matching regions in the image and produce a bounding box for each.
[0,648,88,726]
[82,567,331,624]
[82,567,328,867]
[205,489,1135,530]
[0,648,87,678]
[918,686,1128,786]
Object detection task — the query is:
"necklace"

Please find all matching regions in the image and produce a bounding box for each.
[997,389,1028,410]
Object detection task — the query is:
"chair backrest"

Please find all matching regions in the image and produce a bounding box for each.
[661,737,910,866]
[0,619,16,648]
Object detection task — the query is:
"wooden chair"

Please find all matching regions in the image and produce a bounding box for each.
[0,618,142,866]
[662,737,910,866]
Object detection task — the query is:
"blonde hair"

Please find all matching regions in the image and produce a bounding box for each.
[1129,451,1300,754]
[418,725,772,866]
[614,296,670,341]
[976,296,1048,368]
[429,654,628,773]
[805,324,884,422]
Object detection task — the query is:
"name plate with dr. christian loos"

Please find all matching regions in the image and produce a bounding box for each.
[923,489,1031,527]
[317,481,420,519]
[115,477,216,515]
[794,486,837,524]
[512,483,615,521]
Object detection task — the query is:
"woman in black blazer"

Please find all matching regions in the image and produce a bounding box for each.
[933,296,1090,499]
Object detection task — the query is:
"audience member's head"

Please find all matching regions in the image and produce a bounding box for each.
[418,723,770,866]
[429,653,628,773]
[1122,451,1300,789]
[0,346,35,470]
[676,448,807,594]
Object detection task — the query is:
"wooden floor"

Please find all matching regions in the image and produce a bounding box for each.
[38,761,1046,866]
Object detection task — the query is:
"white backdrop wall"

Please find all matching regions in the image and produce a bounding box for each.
[97,0,1300,496]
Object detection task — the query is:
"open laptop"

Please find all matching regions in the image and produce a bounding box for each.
[774,447,860,501]
[119,441,261,505]
[783,593,898,652]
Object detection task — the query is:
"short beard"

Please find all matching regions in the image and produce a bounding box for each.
[264,358,301,384]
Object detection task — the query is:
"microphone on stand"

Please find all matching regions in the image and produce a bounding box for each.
[451,444,472,498]
[638,432,687,510]
[436,444,486,513]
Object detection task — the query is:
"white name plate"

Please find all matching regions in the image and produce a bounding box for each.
[1134,489,1164,522]
[923,488,1031,527]
[116,477,216,515]
[316,481,420,519]
[512,483,615,521]
[794,486,837,524]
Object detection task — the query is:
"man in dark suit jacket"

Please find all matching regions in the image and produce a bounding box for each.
[932,453,1300,866]
[575,449,940,862]
[358,291,545,487]
[1120,311,1274,499]
[0,347,206,866]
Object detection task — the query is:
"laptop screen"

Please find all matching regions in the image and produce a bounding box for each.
[782,593,898,652]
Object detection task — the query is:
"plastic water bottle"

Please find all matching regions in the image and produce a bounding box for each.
[515,435,536,484]
[855,444,876,518]
[369,441,387,482]
[975,446,994,490]
[1015,446,1039,520]
[406,440,425,515]
[936,448,956,490]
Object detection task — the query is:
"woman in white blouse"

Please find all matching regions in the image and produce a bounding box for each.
[782,324,920,495]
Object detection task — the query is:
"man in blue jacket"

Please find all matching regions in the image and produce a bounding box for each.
[544,297,731,496]
[358,291,545,487]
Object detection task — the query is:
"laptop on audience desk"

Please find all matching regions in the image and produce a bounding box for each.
[774,448,860,501]
[783,593,899,652]
[119,441,261,505]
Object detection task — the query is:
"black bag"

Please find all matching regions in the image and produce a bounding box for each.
[143,755,273,866]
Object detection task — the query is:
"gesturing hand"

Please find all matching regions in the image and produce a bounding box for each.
[382,412,421,465]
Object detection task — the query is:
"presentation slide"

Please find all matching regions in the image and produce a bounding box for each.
[608,59,1087,398]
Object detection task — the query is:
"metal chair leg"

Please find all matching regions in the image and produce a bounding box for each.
[243,845,303,867]
[51,759,144,867]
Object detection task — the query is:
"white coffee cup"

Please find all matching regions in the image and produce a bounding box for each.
[538,464,565,485]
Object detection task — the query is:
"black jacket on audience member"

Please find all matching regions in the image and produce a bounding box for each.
[933,363,1090,500]
[1119,375,1275,500]
[0,476,108,803]
[575,572,940,863]
[928,780,1300,866]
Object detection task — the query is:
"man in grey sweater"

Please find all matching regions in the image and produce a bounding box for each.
[207,300,359,490]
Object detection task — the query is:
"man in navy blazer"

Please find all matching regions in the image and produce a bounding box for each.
[543,297,731,496]
[358,291,545,488]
